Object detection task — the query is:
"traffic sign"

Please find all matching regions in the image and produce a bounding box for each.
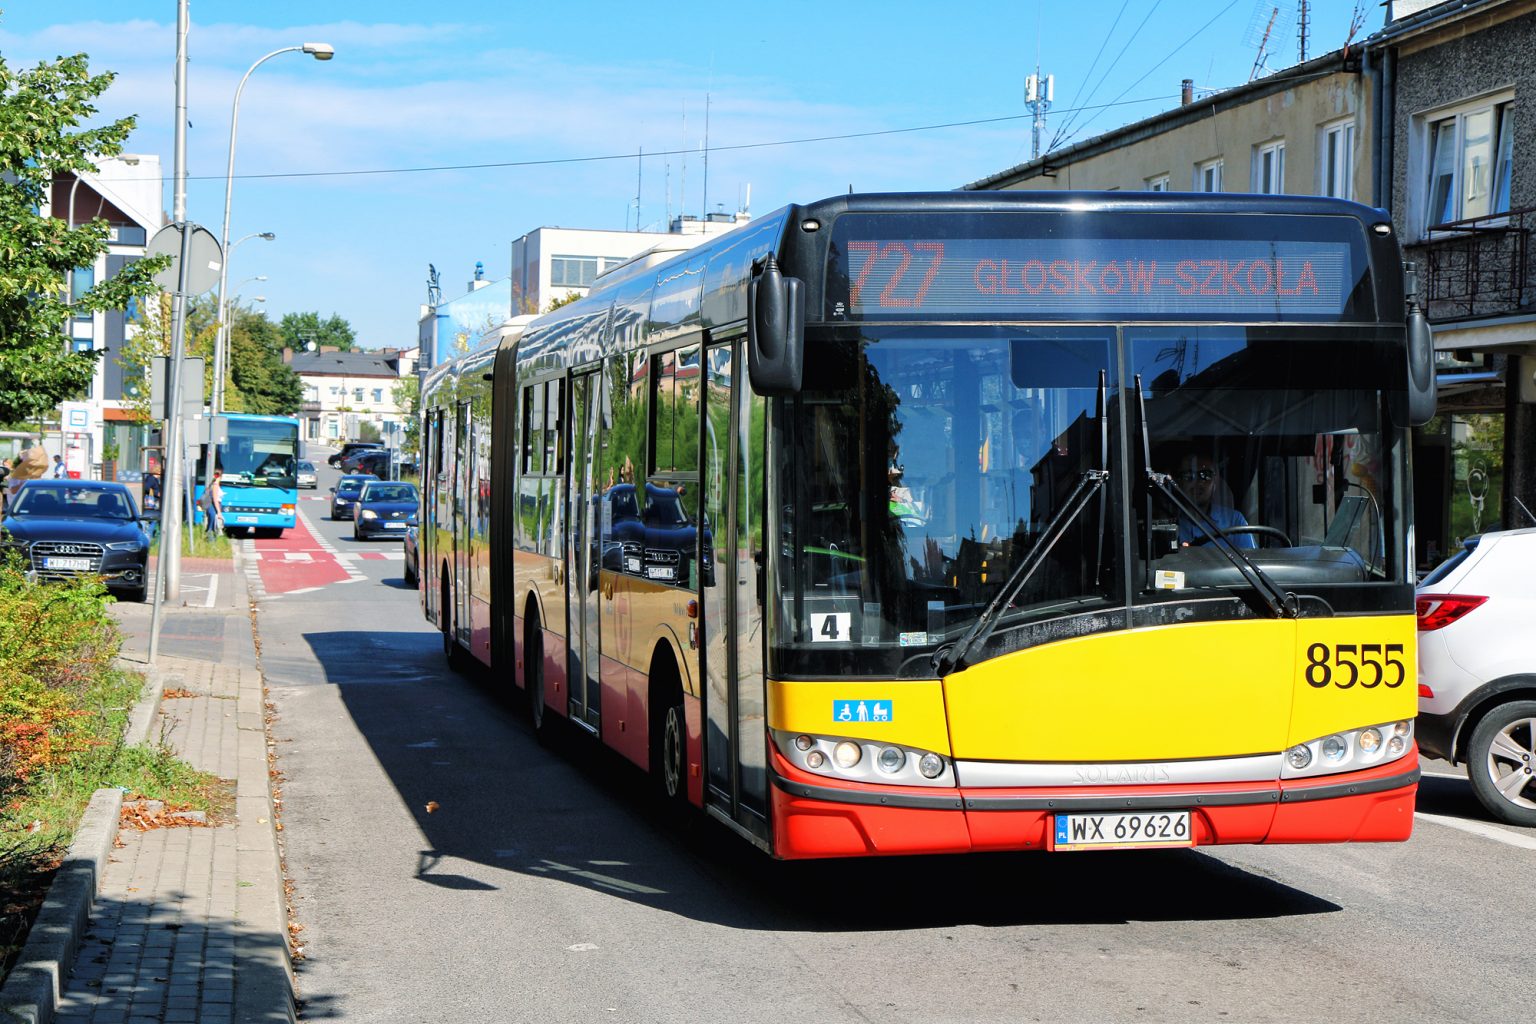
[147,223,223,294]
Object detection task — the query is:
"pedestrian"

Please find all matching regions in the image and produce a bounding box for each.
[203,470,224,537]
[51,454,66,478]
[142,468,162,511]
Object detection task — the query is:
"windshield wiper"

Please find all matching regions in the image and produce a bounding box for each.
[933,371,1110,676]
[1133,375,1299,619]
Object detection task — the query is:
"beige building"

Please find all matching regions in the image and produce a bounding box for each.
[966,50,1372,205]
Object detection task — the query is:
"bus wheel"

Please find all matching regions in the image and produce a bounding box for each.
[440,579,464,672]
[649,661,686,804]
[525,616,551,743]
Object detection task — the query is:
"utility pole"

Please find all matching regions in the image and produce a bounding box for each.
[1026,69,1055,162]
[149,0,194,661]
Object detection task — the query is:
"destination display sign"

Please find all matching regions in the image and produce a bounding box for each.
[827,227,1370,321]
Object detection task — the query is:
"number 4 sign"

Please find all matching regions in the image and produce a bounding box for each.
[810,612,851,643]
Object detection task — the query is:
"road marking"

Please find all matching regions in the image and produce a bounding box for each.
[1415,811,1536,850]
[1421,769,1465,780]
[205,572,218,609]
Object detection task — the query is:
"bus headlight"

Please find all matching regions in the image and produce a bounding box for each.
[1281,719,1415,780]
[772,731,952,787]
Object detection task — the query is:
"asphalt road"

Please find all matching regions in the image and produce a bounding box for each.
[257,451,1533,1024]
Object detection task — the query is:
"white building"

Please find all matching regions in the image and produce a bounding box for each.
[43,154,165,475]
[287,347,417,445]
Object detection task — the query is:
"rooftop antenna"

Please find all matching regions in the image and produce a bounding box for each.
[1243,1,1293,79]
[702,92,710,222]
[1298,0,1309,63]
[633,146,642,231]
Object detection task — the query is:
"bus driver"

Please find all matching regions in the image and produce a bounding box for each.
[1176,452,1257,550]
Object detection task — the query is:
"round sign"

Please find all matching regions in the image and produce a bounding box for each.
[147,223,224,295]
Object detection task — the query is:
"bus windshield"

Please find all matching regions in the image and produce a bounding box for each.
[777,324,1407,675]
[214,420,299,489]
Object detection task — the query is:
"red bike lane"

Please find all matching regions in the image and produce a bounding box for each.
[250,514,354,595]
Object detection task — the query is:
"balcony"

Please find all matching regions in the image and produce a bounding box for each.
[1404,206,1535,322]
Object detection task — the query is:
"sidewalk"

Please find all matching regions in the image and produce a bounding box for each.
[1,549,295,1024]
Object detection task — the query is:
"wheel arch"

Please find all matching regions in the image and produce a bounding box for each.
[1447,674,1536,764]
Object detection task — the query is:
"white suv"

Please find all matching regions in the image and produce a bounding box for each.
[1417,528,1536,826]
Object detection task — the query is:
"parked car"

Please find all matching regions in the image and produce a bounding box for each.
[402,525,419,586]
[329,474,378,520]
[1,480,151,601]
[327,442,383,468]
[349,450,395,478]
[1417,528,1536,826]
[352,480,418,540]
[295,460,318,489]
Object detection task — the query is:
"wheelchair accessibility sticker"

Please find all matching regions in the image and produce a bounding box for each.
[833,699,892,723]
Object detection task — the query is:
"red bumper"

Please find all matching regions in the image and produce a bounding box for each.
[768,749,1419,860]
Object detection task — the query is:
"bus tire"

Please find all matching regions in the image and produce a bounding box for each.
[440,578,465,673]
[525,614,552,743]
[649,657,686,805]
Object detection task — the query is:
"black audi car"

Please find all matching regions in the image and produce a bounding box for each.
[2,480,151,601]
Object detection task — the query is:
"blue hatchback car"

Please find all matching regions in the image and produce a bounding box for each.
[353,480,418,540]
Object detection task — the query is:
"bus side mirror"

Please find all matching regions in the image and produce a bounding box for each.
[748,255,804,396]
[1405,263,1437,426]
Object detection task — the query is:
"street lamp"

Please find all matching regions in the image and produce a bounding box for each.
[212,43,335,412]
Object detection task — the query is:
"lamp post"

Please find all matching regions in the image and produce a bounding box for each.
[212,42,334,413]
[213,233,273,408]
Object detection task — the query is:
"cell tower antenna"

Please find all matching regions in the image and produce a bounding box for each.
[1298,0,1309,63]
[1026,66,1054,161]
[702,92,710,223]
[634,146,642,232]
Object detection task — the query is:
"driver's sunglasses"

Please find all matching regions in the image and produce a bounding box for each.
[1176,468,1216,482]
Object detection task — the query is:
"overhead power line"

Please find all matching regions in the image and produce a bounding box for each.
[56,91,1189,188]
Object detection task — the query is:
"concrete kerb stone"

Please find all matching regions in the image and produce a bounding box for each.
[0,659,160,1024]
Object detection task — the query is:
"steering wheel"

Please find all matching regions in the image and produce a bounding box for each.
[1192,525,1293,547]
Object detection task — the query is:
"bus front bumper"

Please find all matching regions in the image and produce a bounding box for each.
[766,750,1420,860]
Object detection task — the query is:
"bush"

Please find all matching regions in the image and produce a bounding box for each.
[0,560,120,799]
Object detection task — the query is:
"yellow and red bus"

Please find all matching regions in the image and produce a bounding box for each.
[421,191,1437,858]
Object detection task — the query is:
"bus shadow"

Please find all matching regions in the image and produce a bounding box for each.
[297,628,1341,932]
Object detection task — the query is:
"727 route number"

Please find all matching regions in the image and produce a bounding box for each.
[1304,643,1406,689]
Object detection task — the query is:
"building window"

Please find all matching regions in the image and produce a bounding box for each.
[329,386,343,397]
[353,387,364,403]
[372,388,384,403]
[1198,159,1223,193]
[1421,95,1515,232]
[550,255,600,288]
[1254,141,1285,194]
[1146,175,1171,192]
[1322,120,1356,200]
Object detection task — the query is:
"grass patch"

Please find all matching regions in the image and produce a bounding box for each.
[148,528,232,559]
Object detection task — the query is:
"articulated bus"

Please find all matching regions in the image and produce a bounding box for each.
[194,413,301,537]
[421,191,1437,859]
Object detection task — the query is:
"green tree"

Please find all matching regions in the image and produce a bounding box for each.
[0,44,167,421]
[279,311,356,352]
[392,374,419,458]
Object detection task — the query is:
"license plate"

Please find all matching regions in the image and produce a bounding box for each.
[235,515,258,524]
[44,556,92,571]
[384,521,405,529]
[646,565,676,580]
[1050,811,1192,851]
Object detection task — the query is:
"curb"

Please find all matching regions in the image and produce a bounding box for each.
[0,655,164,1024]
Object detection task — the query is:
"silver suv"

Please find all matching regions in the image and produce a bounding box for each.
[1417,528,1536,826]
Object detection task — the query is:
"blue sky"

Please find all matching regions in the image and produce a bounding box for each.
[4,1,1376,349]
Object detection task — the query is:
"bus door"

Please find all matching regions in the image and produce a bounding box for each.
[453,401,471,643]
[701,339,770,830]
[565,369,603,731]
[424,408,443,624]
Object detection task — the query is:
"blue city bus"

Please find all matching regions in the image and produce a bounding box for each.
[195,413,300,537]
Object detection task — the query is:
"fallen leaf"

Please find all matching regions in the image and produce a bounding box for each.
[425,801,440,814]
